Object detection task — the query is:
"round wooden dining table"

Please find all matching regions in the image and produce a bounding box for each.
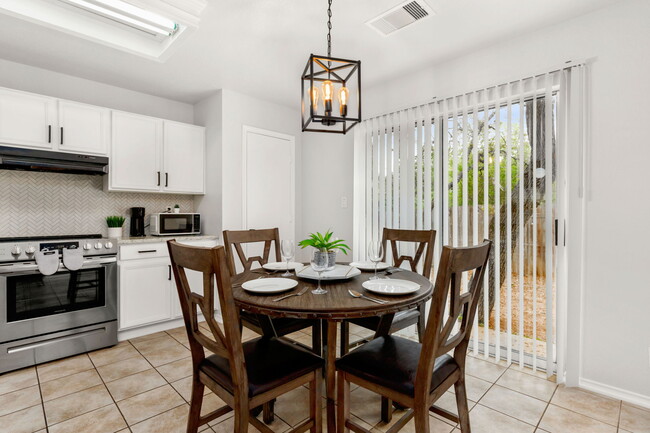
[232,266,433,433]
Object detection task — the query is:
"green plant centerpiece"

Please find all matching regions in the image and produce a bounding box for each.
[106,216,126,239]
[298,230,350,270]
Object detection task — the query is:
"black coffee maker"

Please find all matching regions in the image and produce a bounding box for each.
[130,207,145,237]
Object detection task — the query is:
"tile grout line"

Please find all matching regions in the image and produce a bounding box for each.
[34,366,50,433]
[533,381,559,432]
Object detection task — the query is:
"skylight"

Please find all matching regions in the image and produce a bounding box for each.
[0,0,206,61]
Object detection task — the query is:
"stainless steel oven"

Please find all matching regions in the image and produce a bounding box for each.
[0,235,117,373]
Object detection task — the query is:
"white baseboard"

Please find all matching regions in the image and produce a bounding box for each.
[118,313,223,342]
[579,377,650,409]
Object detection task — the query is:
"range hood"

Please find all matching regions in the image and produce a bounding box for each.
[0,146,108,175]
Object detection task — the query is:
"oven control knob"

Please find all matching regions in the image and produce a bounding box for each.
[94,242,103,250]
[105,241,113,249]
[10,245,21,256]
[25,245,36,256]
[83,242,92,251]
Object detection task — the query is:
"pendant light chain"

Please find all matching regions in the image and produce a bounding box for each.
[326,0,332,58]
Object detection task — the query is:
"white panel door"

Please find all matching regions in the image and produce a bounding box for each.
[243,126,295,260]
[119,258,171,329]
[58,100,109,155]
[110,111,162,192]
[0,88,56,149]
[163,121,205,194]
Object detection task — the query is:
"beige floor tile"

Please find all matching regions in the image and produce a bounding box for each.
[431,391,476,425]
[130,404,199,433]
[619,403,650,433]
[171,376,212,401]
[551,385,620,426]
[156,357,194,382]
[539,404,617,433]
[496,368,557,401]
[349,385,383,426]
[465,356,508,383]
[0,367,38,396]
[131,335,181,352]
[200,392,227,418]
[467,404,535,433]
[44,384,113,425]
[273,385,312,426]
[88,341,140,367]
[106,369,167,401]
[464,375,493,402]
[0,385,42,417]
[97,355,152,382]
[0,404,46,433]
[479,385,547,426]
[372,412,455,433]
[36,354,94,383]
[139,340,191,367]
[117,384,185,425]
[48,404,127,433]
[129,331,169,345]
[40,369,103,402]
[211,415,261,433]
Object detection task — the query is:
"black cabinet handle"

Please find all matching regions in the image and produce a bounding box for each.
[168,265,171,280]
[137,249,157,254]
[48,125,51,143]
[165,172,169,187]
[554,219,558,246]
[60,127,63,145]
[157,171,160,186]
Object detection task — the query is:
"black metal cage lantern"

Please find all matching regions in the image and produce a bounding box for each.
[301,54,361,134]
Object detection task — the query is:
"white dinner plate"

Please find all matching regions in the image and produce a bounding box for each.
[349,261,391,271]
[262,261,304,271]
[241,278,298,294]
[362,279,420,296]
[296,264,361,281]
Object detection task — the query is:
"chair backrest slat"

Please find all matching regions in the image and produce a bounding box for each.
[415,240,492,400]
[167,241,247,393]
[223,228,281,275]
[381,228,436,278]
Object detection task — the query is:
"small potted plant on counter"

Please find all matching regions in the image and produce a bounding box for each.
[298,230,350,268]
[173,204,180,214]
[106,216,126,239]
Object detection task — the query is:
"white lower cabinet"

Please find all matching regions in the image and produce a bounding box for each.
[118,239,218,331]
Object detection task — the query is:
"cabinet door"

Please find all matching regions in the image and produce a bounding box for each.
[119,258,171,329]
[170,265,205,319]
[163,122,205,194]
[0,88,56,149]
[58,100,109,155]
[110,111,162,192]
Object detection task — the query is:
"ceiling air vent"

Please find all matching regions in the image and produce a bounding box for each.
[366,0,435,37]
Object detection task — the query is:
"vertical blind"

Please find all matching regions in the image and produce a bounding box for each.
[353,64,587,375]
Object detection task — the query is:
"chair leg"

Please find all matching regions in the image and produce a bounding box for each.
[454,378,471,433]
[262,400,275,424]
[416,304,426,343]
[336,371,350,433]
[340,321,350,356]
[414,407,430,433]
[186,376,204,433]
[234,396,249,433]
[312,321,322,356]
[310,371,322,433]
[380,396,392,423]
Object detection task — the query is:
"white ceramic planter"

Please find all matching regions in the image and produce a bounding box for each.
[107,227,123,239]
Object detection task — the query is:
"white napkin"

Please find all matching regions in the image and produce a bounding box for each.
[62,247,84,271]
[35,250,59,276]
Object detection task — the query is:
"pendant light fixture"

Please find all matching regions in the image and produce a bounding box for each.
[301,0,361,134]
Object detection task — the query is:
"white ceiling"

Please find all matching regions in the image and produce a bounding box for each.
[0,0,623,108]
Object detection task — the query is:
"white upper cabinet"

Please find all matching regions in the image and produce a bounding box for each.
[0,88,56,149]
[163,121,205,194]
[110,111,162,192]
[58,100,109,155]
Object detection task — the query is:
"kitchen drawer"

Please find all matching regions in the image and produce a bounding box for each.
[119,243,168,261]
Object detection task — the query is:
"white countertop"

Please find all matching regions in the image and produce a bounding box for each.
[117,234,219,245]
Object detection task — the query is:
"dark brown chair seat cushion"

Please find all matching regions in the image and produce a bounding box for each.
[335,336,458,397]
[349,310,420,331]
[201,337,323,397]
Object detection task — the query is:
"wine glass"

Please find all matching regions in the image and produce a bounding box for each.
[280,240,295,277]
[310,249,332,295]
[368,241,384,280]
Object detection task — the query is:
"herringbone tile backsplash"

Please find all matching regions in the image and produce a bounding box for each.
[0,171,195,238]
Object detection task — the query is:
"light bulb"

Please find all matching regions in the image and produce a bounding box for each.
[322,80,333,113]
[338,87,349,117]
[309,86,319,111]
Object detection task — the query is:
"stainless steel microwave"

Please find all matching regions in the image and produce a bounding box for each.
[150,213,201,236]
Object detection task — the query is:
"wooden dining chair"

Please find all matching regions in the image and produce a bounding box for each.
[340,228,436,356]
[336,240,492,433]
[167,240,323,433]
[222,228,322,356]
